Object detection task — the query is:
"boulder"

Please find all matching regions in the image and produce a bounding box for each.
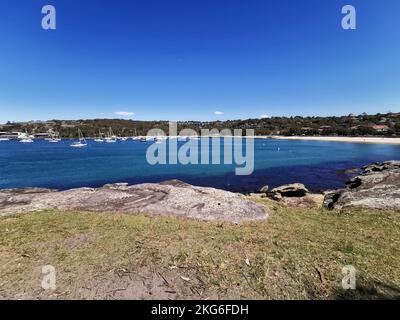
[259,185,269,194]
[0,180,269,223]
[324,161,400,211]
[268,183,309,200]
[362,161,400,174]
[281,193,324,208]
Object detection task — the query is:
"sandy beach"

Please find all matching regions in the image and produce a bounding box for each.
[265,136,400,144]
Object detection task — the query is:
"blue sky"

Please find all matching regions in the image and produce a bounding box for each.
[0,0,399,122]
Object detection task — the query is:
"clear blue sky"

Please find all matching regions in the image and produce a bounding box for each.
[0,0,399,122]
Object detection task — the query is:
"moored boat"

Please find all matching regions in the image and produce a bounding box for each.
[70,129,87,148]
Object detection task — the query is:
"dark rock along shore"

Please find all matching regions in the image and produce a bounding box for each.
[324,161,400,211]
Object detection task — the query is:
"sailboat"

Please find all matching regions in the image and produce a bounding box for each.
[19,130,34,143]
[70,129,87,148]
[104,127,117,143]
[94,131,105,142]
[20,138,33,143]
[49,131,61,143]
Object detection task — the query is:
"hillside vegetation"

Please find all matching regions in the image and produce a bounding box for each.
[1,112,399,138]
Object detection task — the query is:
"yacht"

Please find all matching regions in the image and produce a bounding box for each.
[104,128,117,143]
[94,131,105,142]
[70,129,87,148]
[48,132,61,143]
[20,138,33,143]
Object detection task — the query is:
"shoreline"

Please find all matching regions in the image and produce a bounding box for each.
[264,136,400,144]
[2,135,400,145]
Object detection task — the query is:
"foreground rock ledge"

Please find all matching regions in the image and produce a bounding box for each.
[324,161,400,211]
[0,180,269,223]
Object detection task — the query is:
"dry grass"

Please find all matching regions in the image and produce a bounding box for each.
[0,199,399,300]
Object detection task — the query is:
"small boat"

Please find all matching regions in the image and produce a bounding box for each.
[46,130,61,143]
[94,131,105,142]
[20,138,34,143]
[70,129,87,148]
[104,128,117,143]
[0,138,10,141]
[48,132,61,143]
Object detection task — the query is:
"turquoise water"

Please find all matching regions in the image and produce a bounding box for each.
[0,139,399,192]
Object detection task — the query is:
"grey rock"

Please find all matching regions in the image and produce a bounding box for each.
[324,161,400,211]
[259,185,269,194]
[282,193,324,208]
[268,183,309,199]
[362,161,400,174]
[103,183,129,190]
[0,188,58,195]
[0,180,269,223]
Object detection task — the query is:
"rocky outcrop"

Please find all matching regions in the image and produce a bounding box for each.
[252,182,323,208]
[279,193,324,208]
[324,161,400,211]
[267,183,309,200]
[0,180,269,223]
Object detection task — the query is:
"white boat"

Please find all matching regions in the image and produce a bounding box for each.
[94,131,104,142]
[48,134,61,143]
[48,131,61,143]
[18,130,34,142]
[104,128,117,143]
[70,129,87,148]
[0,138,10,141]
[20,138,33,143]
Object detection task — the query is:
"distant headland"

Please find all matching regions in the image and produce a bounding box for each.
[1,112,399,139]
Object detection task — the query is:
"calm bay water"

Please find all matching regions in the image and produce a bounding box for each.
[0,139,399,193]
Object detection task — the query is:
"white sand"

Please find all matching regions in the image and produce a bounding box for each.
[262,136,400,144]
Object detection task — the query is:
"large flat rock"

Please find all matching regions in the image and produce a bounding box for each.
[324,161,400,211]
[0,180,269,223]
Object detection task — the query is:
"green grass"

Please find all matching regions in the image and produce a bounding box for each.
[0,199,399,300]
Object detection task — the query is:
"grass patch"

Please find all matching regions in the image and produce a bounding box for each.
[0,200,399,300]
